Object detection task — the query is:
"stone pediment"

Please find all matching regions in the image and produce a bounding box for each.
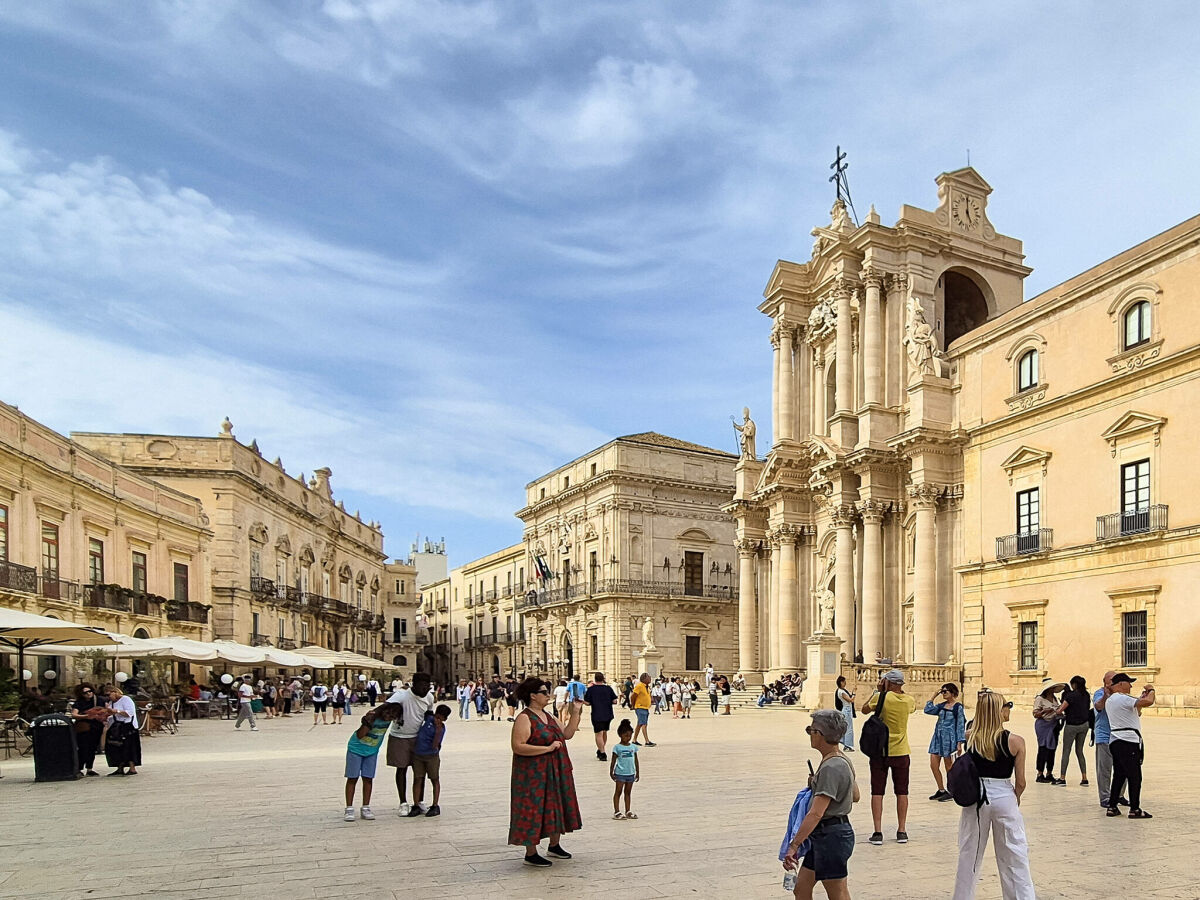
[1000,446,1052,483]
[937,167,993,195]
[1101,411,1166,455]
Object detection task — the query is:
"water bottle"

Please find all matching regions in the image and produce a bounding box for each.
[783,871,797,892]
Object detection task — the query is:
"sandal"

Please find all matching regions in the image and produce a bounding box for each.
[1128,809,1153,819]
[1106,808,1122,817]
[612,811,624,820]
[625,812,638,819]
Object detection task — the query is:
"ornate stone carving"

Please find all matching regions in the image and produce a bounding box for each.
[860,265,885,291]
[806,295,837,342]
[887,272,909,295]
[641,617,656,651]
[856,498,889,522]
[829,504,858,528]
[818,589,836,633]
[735,538,759,556]
[731,407,756,459]
[903,297,948,378]
[906,483,942,509]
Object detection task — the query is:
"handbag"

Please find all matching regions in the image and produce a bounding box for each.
[859,691,891,759]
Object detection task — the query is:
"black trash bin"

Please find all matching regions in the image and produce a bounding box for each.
[31,713,79,782]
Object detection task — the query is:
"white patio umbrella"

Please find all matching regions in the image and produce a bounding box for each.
[0,608,117,685]
[296,645,389,670]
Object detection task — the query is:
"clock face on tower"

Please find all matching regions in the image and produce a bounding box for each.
[952,193,981,230]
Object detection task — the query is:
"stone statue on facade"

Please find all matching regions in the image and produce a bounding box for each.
[641,617,657,651]
[819,590,836,634]
[731,407,756,459]
[903,297,947,377]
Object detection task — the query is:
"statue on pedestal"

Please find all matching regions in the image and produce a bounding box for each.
[641,617,657,651]
[903,297,947,378]
[819,590,836,634]
[731,407,757,459]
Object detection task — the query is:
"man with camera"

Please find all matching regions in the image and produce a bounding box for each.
[1095,673,1155,819]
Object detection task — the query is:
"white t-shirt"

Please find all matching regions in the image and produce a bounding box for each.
[553,685,569,706]
[108,695,139,729]
[311,684,328,703]
[387,688,435,738]
[238,683,254,704]
[1105,691,1142,740]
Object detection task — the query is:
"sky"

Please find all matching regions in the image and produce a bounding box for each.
[2,2,1199,567]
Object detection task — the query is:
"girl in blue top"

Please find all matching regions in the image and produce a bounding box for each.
[609,719,640,820]
[924,682,966,802]
[344,703,403,821]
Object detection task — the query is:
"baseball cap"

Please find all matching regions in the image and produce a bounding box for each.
[883,669,905,684]
[1112,673,1137,685]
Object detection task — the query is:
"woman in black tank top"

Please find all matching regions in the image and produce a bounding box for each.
[971,731,1015,780]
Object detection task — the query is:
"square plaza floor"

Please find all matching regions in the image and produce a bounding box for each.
[1,703,1197,900]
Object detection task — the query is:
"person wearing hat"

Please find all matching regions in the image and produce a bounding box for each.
[1092,670,1128,809]
[234,674,259,732]
[1095,673,1155,818]
[782,710,860,898]
[862,669,918,846]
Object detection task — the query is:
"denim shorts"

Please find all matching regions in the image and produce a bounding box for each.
[613,773,635,783]
[801,821,854,882]
[345,750,380,779]
[635,708,649,726]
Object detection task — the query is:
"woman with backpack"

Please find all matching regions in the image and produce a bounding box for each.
[331,682,347,725]
[834,676,855,752]
[952,689,1034,900]
[925,683,967,801]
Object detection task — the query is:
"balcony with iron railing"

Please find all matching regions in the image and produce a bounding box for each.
[277,638,298,650]
[515,578,738,610]
[498,629,526,644]
[485,590,498,602]
[415,633,430,644]
[995,529,1053,560]
[167,600,210,624]
[0,560,38,594]
[249,633,272,647]
[1097,505,1168,541]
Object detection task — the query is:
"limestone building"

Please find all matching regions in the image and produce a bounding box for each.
[0,401,212,684]
[382,559,421,680]
[732,167,1200,712]
[74,421,388,659]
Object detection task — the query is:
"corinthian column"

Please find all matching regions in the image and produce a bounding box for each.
[858,500,886,661]
[779,323,796,441]
[813,349,826,435]
[835,283,854,414]
[909,484,939,662]
[777,526,799,669]
[768,533,781,669]
[862,268,884,406]
[736,539,759,672]
[831,505,857,654]
[771,326,781,445]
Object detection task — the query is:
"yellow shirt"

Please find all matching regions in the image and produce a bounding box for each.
[865,690,918,756]
[631,682,651,710]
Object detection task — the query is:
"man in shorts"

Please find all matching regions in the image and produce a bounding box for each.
[385,672,434,816]
[583,672,619,761]
[862,669,918,845]
[504,676,519,721]
[487,675,506,720]
[631,672,656,747]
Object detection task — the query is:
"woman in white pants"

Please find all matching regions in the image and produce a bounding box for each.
[953,690,1035,900]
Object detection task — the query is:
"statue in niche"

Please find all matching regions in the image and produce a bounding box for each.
[641,617,657,651]
[731,407,757,459]
[819,590,836,634]
[903,297,947,377]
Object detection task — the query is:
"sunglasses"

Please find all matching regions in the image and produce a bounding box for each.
[534,689,550,695]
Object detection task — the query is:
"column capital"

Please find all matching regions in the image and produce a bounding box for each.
[887,272,909,294]
[860,265,886,290]
[770,320,797,348]
[829,504,858,528]
[856,498,890,523]
[768,523,801,545]
[735,538,760,556]
[906,482,942,509]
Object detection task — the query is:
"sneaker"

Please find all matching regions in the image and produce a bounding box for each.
[1035,774,1049,783]
[406,804,425,817]
[868,832,883,846]
[1051,778,1067,786]
[937,792,953,802]
[896,831,909,844]
[398,802,411,817]
[546,845,572,859]
[928,790,944,801]
[250,727,259,732]
[360,807,375,820]
[425,805,440,817]
[596,750,604,760]
[523,854,552,868]
[644,741,657,747]
[344,807,355,822]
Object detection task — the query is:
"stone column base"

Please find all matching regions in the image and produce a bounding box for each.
[636,649,664,679]
[800,632,846,710]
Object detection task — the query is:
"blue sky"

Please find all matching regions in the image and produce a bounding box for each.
[2,2,1199,567]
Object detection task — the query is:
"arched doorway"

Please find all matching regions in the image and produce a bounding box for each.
[941,269,990,347]
[562,633,575,679]
[492,654,501,676]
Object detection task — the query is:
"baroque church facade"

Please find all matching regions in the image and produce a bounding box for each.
[731,168,1200,712]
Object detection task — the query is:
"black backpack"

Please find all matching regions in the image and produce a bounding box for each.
[948,748,987,808]
[834,690,843,711]
[859,691,890,759]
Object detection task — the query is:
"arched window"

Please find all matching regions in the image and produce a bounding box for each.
[1017,349,1039,391]
[1124,301,1151,349]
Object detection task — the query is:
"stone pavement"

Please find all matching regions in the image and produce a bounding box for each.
[1,704,1197,900]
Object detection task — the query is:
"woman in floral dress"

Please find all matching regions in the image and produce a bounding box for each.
[509,676,583,867]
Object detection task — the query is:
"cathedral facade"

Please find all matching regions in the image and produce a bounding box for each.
[731,169,1200,712]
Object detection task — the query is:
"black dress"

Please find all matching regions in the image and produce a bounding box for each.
[70,697,104,772]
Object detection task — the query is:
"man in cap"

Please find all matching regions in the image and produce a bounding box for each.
[234,674,259,732]
[1095,673,1155,819]
[1092,670,1128,809]
[862,669,918,845]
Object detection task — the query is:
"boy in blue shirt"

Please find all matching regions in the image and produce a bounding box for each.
[408,703,452,817]
[344,702,403,821]
[609,718,641,820]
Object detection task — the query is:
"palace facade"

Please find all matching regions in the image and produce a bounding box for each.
[731,168,1200,712]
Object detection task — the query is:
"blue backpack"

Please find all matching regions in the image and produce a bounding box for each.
[414,711,439,756]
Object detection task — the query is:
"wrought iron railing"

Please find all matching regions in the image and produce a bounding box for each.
[0,560,37,593]
[498,630,526,644]
[1096,504,1168,541]
[167,601,209,624]
[249,576,276,597]
[995,529,1053,559]
[516,578,738,609]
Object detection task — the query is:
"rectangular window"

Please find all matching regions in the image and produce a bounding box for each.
[400,617,408,636]
[278,617,285,639]
[252,612,261,636]
[173,562,189,603]
[1018,621,1038,670]
[41,522,59,578]
[1122,611,1148,668]
[302,622,310,644]
[683,551,704,596]
[250,548,261,578]
[685,635,701,670]
[132,551,148,593]
[356,586,363,609]
[563,476,570,490]
[491,616,498,640]
[590,634,598,668]
[589,551,598,587]
[562,559,571,589]
[400,581,405,595]
[1121,459,1150,513]
[88,538,104,585]
[1016,488,1040,552]
[590,462,597,477]
[0,504,8,563]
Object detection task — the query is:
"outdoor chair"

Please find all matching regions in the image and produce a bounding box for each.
[1,716,33,759]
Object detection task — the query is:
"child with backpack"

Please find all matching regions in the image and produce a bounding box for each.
[407,703,451,817]
[950,689,1033,899]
